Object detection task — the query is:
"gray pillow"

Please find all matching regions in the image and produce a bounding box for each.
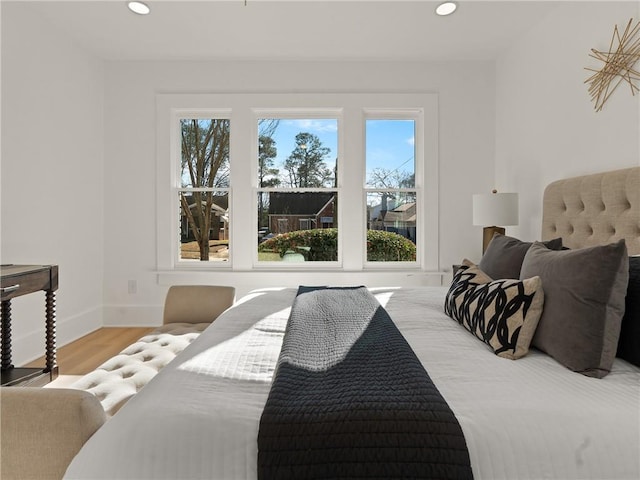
[616,256,640,367]
[520,240,629,378]
[479,234,563,279]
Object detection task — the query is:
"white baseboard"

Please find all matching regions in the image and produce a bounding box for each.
[102,304,163,327]
[13,305,163,365]
[15,306,103,366]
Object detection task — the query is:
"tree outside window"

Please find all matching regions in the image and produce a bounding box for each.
[179,118,230,262]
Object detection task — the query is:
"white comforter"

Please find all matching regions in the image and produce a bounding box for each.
[65,287,640,480]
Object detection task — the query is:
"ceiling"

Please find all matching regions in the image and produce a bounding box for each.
[19,1,556,62]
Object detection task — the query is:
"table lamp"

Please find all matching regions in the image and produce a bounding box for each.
[472,190,519,252]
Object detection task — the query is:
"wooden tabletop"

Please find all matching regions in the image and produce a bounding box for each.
[1,265,52,278]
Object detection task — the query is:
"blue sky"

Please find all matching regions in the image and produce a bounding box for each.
[266,118,415,186]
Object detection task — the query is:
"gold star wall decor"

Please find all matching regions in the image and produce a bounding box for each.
[585,18,640,112]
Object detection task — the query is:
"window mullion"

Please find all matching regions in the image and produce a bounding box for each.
[230,107,253,270]
[341,107,365,270]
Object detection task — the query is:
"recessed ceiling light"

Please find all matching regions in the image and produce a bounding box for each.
[128,1,150,15]
[435,2,457,16]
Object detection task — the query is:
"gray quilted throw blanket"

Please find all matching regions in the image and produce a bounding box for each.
[258,286,473,479]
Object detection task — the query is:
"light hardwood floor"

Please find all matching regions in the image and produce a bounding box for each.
[23,327,154,375]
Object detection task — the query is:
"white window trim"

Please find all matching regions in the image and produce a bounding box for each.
[252,108,343,269]
[363,109,424,269]
[156,93,439,274]
[161,108,233,270]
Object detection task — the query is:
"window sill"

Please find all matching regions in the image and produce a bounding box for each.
[155,269,447,288]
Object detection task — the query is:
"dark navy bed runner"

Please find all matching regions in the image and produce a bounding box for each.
[257,286,473,479]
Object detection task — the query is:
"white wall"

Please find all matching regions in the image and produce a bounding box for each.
[1,2,496,355]
[101,60,497,325]
[1,3,104,364]
[5,1,638,357]
[496,1,640,241]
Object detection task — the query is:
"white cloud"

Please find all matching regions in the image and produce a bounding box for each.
[286,119,338,133]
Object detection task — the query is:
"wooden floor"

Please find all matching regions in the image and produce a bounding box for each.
[23,327,154,375]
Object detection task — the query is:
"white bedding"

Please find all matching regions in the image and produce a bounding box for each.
[65,287,640,480]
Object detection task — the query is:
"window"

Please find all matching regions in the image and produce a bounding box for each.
[257,117,339,264]
[177,118,230,264]
[365,119,418,263]
[156,93,438,274]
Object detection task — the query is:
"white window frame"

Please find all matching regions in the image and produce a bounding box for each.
[253,108,342,268]
[363,110,423,269]
[156,93,439,274]
[160,108,233,270]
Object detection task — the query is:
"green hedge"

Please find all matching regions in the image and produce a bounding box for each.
[258,228,338,261]
[365,229,417,261]
[258,228,416,262]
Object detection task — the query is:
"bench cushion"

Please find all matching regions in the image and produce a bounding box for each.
[71,323,210,416]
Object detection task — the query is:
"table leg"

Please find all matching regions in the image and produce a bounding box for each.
[1,300,14,370]
[45,291,57,373]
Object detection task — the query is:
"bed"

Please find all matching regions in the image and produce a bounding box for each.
[64,167,640,480]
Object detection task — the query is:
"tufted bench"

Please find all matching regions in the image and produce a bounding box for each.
[71,285,235,417]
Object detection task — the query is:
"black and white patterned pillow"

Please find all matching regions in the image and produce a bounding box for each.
[444,260,545,359]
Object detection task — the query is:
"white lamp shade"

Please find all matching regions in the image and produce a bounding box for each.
[472,192,519,226]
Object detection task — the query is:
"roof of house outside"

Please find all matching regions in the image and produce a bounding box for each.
[268,192,335,215]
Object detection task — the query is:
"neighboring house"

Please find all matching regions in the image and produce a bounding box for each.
[369,200,416,243]
[181,194,229,241]
[267,192,336,234]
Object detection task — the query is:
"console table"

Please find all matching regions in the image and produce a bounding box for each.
[1,264,59,386]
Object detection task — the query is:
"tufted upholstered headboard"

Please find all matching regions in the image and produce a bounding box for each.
[541,167,640,255]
